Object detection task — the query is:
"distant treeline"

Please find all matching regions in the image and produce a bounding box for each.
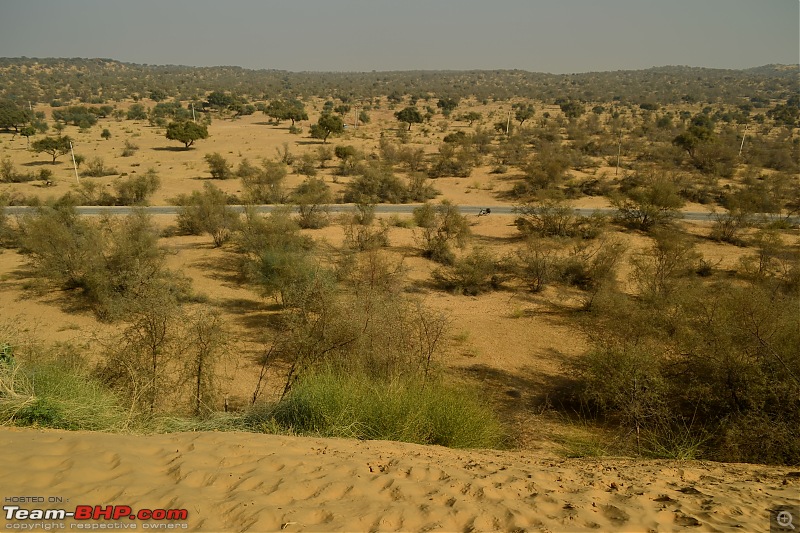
[0,57,797,106]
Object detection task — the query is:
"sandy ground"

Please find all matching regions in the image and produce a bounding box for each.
[1,427,797,533]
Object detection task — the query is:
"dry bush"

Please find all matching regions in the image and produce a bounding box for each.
[611,172,685,231]
[292,177,332,229]
[630,229,701,300]
[413,201,471,265]
[343,161,409,204]
[572,274,800,464]
[513,238,556,293]
[342,217,390,252]
[82,157,118,178]
[515,197,605,239]
[432,247,503,295]
[556,237,626,310]
[238,159,286,204]
[175,182,239,246]
[19,207,188,320]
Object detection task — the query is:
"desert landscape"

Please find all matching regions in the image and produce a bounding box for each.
[0,57,798,532]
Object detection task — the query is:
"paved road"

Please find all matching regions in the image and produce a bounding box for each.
[5,204,733,222]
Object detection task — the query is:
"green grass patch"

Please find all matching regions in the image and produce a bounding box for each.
[0,360,131,432]
[251,369,503,449]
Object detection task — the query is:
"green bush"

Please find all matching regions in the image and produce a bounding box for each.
[204,152,233,180]
[572,281,800,465]
[259,369,502,449]
[114,169,160,205]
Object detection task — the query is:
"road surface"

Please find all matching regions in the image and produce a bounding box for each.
[5,204,734,222]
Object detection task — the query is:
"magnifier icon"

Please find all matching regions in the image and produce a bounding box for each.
[777,511,795,530]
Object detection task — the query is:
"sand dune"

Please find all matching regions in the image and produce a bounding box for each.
[1,427,797,532]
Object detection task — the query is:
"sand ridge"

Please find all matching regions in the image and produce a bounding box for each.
[1,427,797,532]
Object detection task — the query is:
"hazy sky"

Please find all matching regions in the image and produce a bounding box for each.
[0,0,797,73]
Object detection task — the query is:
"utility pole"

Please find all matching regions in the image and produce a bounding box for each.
[738,124,748,157]
[69,141,79,183]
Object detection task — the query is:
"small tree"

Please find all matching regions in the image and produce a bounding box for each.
[20,125,36,147]
[0,99,33,132]
[309,113,344,143]
[184,309,229,415]
[436,98,459,116]
[31,135,72,164]
[395,107,423,131]
[514,103,535,126]
[204,152,233,180]
[165,121,208,149]
[462,111,482,126]
[126,104,148,121]
[100,128,111,140]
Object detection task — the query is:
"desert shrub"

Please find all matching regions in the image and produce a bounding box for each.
[238,159,287,204]
[428,143,477,178]
[611,172,685,231]
[69,180,117,206]
[513,238,556,293]
[204,152,233,180]
[519,141,572,192]
[342,218,390,252]
[121,140,139,157]
[114,169,160,205]
[235,207,317,302]
[630,229,701,300]
[276,142,295,165]
[82,157,117,177]
[19,207,186,320]
[260,369,502,448]
[0,201,10,247]
[710,208,752,245]
[407,172,438,202]
[738,230,800,294]
[293,152,318,177]
[292,177,332,229]
[334,145,362,176]
[556,238,626,309]
[432,247,503,295]
[413,201,471,265]
[336,248,404,296]
[343,162,408,204]
[18,204,103,292]
[515,198,605,239]
[175,182,239,246]
[397,145,427,172]
[271,288,449,397]
[98,299,230,416]
[0,157,38,183]
[572,279,800,465]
